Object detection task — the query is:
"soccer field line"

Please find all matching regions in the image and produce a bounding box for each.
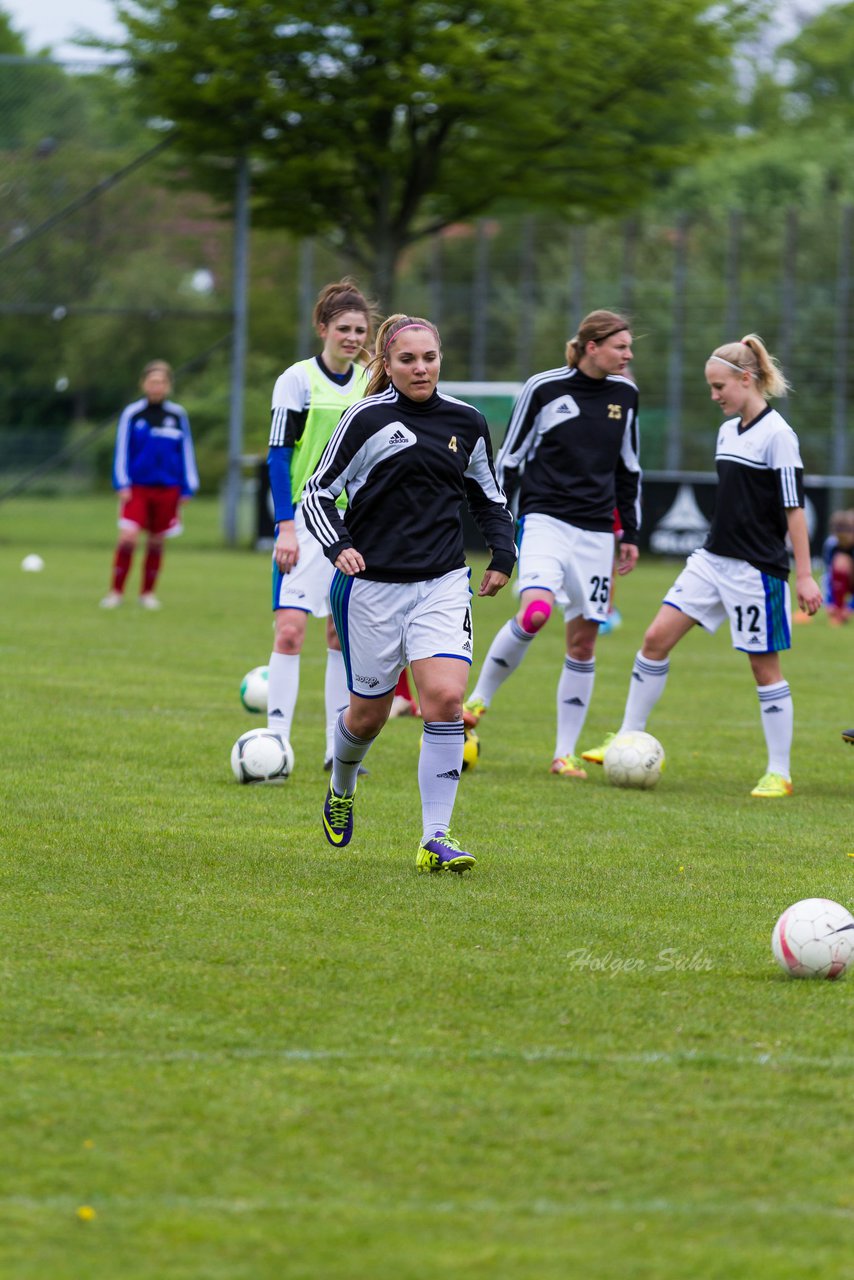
[1,1191,852,1221]
[1,1045,849,1069]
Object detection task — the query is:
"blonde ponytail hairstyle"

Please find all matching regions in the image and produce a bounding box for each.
[708,334,790,399]
[364,313,441,397]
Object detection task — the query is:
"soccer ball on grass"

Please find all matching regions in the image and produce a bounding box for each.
[240,665,269,713]
[231,728,294,783]
[603,731,665,789]
[771,898,854,979]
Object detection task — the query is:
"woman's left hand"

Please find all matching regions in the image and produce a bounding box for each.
[335,547,366,575]
[478,570,509,597]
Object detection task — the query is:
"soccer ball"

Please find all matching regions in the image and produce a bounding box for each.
[240,665,269,713]
[771,898,854,980]
[230,728,294,783]
[603,731,665,789]
[462,728,480,772]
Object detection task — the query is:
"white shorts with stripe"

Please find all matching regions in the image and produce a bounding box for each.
[663,548,792,653]
[517,512,614,623]
[272,504,334,617]
[330,567,473,697]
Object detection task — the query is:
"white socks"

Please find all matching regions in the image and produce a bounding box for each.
[620,652,670,733]
[470,617,534,705]
[555,656,595,758]
[267,651,299,741]
[757,680,793,777]
[331,714,374,796]
[325,648,350,763]
[419,720,465,842]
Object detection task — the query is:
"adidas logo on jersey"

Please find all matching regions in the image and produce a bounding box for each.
[438,768,461,780]
[462,640,472,652]
[388,429,409,446]
[556,402,574,414]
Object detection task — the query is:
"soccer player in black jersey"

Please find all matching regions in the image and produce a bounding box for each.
[583,334,823,798]
[302,314,517,873]
[464,310,641,779]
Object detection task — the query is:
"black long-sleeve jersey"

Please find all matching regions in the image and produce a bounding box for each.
[704,406,805,579]
[495,365,641,543]
[301,385,517,583]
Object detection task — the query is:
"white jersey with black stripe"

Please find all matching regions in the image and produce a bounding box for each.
[704,406,804,579]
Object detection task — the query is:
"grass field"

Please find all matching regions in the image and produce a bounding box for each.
[1,495,853,1280]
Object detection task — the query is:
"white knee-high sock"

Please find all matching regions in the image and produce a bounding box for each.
[555,656,596,758]
[620,652,670,732]
[419,720,465,842]
[757,680,793,776]
[267,652,300,740]
[331,713,375,796]
[324,649,350,763]
[471,617,535,705]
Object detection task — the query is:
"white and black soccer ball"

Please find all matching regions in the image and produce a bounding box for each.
[240,665,269,713]
[603,731,665,789]
[771,898,854,980]
[230,728,294,783]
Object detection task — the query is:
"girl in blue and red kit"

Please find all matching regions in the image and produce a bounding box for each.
[100,360,199,610]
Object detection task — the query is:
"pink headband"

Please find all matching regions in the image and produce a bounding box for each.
[383,322,436,354]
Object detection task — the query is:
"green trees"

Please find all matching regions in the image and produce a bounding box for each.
[116,0,766,302]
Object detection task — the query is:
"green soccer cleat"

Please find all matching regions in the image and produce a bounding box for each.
[581,732,616,765]
[416,832,476,874]
[322,784,356,846]
[462,695,488,726]
[750,771,793,799]
[549,754,588,779]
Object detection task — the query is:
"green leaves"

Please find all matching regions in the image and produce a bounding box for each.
[115,0,765,297]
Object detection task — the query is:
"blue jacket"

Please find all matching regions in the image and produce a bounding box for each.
[112,398,199,496]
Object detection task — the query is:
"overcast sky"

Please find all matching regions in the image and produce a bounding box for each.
[1,0,838,61]
[3,0,124,58]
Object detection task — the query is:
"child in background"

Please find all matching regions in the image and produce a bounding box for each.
[824,509,854,625]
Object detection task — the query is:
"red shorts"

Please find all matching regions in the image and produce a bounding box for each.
[120,485,182,536]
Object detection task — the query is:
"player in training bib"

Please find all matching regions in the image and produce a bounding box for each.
[583,333,823,798]
[464,309,641,779]
[266,279,375,770]
[302,313,516,874]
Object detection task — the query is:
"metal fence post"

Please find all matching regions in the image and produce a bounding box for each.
[470,220,489,380]
[665,214,687,470]
[223,151,250,547]
[831,204,853,507]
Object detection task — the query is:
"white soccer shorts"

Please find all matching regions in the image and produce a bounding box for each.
[329,567,474,697]
[517,512,615,623]
[272,504,334,617]
[663,548,792,653]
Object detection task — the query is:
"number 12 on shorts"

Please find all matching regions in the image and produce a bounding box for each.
[734,604,760,634]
